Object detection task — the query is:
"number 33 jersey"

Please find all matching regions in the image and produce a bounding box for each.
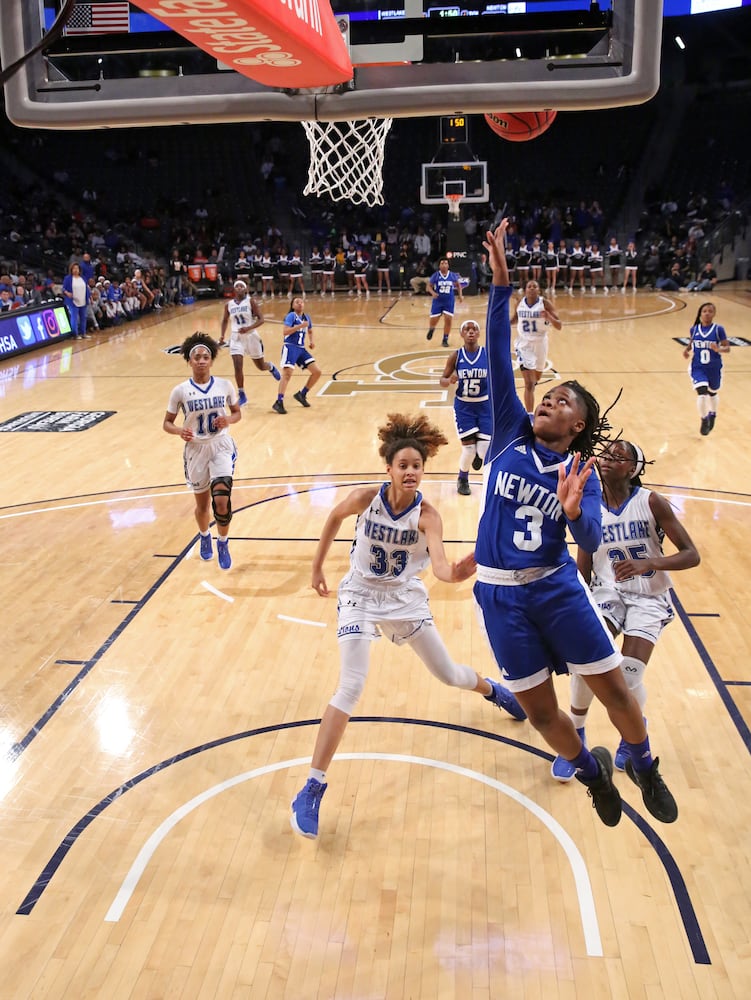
[591,486,672,596]
[346,484,430,591]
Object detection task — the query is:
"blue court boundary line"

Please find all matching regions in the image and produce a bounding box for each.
[14,716,710,965]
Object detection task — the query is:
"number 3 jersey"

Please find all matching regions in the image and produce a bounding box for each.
[591,486,672,596]
[345,484,430,591]
[166,375,237,440]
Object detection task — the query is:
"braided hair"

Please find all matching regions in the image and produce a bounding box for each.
[181,330,218,362]
[559,380,619,459]
[378,413,448,465]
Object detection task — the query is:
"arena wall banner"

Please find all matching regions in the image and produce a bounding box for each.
[137,0,353,88]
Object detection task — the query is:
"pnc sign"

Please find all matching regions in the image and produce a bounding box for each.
[137,0,353,88]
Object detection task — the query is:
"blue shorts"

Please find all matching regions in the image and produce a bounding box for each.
[430,296,454,318]
[281,342,315,369]
[690,364,722,392]
[474,561,620,690]
[454,399,491,440]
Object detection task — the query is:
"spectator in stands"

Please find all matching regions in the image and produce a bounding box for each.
[642,245,661,289]
[686,261,718,293]
[0,288,13,312]
[413,226,431,258]
[475,252,492,294]
[656,261,688,292]
[410,257,432,295]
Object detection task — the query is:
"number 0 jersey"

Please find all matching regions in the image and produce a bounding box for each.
[166,375,237,441]
[591,486,672,596]
[344,483,429,591]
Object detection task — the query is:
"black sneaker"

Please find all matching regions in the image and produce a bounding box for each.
[575,746,622,827]
[625,757,678,823]
[441,337,449,348]
[272,400,287,414]
[700,416,710,436]
[426,330,434,340]
[471,454,484,471]
[293,390,311,408]
[456,477,471,496]
[707,413,716,433]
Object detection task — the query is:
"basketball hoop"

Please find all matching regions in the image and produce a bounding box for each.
[446,193,463,221]
[302,118,393,206]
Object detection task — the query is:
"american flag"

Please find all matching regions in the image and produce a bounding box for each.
[64,3,130,36]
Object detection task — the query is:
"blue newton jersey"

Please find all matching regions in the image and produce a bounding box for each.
[344,484,430,591]
[283,310,312,347]
[475,285,602,571]
[227,294,255,334]
[515,297,547,342]
[167,376,237,440]
[592,486,672,596]
[455,345,489,403]
[688,322,726,386]
[430,270,460,298]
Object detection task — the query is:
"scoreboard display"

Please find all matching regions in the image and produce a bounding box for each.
[440,116,469,144]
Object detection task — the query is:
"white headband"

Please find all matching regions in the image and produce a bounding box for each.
[234,281,247,290]
[189,343,211,358]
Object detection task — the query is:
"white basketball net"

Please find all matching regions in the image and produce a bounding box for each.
[302,118,393,206]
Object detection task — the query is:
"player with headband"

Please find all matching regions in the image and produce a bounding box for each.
[163,331,241,570]
[439,318,491,495]
[219,279,280,406]
[551,438,699,780]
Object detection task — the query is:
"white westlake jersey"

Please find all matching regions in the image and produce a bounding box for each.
[343,484,429,592]
[515,296,547,343]
[591,486,672,596]
[227,294,257,335]
[166,375,237,441]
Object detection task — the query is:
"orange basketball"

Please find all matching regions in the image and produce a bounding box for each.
[484,110,557,142]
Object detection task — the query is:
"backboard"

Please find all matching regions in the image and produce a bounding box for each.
[420,162,489,205]
[0,1,663,129]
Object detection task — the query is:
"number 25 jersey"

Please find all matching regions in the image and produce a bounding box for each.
[591,486,671,596]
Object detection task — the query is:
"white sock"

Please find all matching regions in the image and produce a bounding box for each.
[309,768,326,784]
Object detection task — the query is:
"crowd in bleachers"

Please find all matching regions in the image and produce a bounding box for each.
[1,80,749,331]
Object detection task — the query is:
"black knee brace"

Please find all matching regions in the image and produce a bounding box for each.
[211,476,233,526]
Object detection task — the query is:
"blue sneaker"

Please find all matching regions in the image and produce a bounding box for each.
[238,389,248,406]
[614,738,630,771]
[551,727,586,783]
[290,778,327,839]
[217,538,231,570]
[269,363,281,381]
[199,533,212,561]
[485,679,526,721]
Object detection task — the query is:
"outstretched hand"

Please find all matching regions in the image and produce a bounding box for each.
[483,218,509,273]
[557,452,596,520]
[451,551,477,583]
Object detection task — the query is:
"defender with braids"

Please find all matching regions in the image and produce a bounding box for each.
[475,222,678,828]
[290,412,526,839]
[551,440,699,780]
[163,332,241,570]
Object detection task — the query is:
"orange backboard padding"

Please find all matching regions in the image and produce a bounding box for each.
[136,0,353,88]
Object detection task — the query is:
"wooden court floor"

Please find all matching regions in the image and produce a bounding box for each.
[1,284,750,999]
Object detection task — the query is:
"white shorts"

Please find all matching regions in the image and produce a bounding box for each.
[515,335,548,372]
[592,586,674,645]
[336,575,432,644]
[229,330,264,360]
[183,435,237,493]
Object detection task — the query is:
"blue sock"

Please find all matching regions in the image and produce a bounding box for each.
[458,471,468,481]
[300,386,308,397]
[572,746,599,779]
[627,737,653,772]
